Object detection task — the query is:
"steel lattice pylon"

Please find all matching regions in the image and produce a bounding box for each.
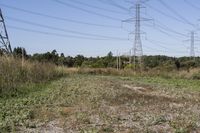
[122,0,151,71]
[133,2,143,70]
[0,8,12,54]
[190,31,195,58]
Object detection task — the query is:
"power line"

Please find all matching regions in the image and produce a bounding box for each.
[5,16,127,40]
[144,10,188,38]
[123,1,189,56]
[184,0,200,11]
[1,1,194,57]
[8,25,129,41]
[158,0,195,27]
[146,38,187,53]
[142,44,183,54]
[144,2,191,25]
[126,1,192,38]
[66,0,127,14]
[154,20,188,37]
[147,38,188,48]
[97,0,129,12]
[0,3,120,28]
[146,39,177,51]
[145,23,183,39]
[143,44,188,55]
[141,10,188,39]
[52,0,122,21]
[143,44,165,52]
[124,0,194,29]
[107,0,130,12]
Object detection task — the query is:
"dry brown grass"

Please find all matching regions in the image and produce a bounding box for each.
[0,56,64,95]
[65,68,136,76]
[63,67,200,80]
[176,68,200,79]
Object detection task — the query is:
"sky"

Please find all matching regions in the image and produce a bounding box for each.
[1,0,200,57]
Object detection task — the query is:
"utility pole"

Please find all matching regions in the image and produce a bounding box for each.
[116,51,119,70]
[22,47,24,68]
[116,51,121,70]
[129,49,132,64]
[0,8,12,54]
[119,53,121,70]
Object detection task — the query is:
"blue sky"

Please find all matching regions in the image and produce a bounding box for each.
[1,0,200,57]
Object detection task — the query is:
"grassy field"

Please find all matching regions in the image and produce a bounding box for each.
[1,73,200,132]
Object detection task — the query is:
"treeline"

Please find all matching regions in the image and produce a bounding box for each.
[11,47,200,71]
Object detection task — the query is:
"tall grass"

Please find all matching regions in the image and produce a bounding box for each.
[0,56,64,96]
[64,67,200,80]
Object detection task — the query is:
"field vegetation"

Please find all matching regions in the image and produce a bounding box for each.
[1,48,200,132]
[0,56,64,97]
[1,73,200,132]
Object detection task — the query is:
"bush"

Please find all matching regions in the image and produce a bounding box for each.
[124,64,134,69]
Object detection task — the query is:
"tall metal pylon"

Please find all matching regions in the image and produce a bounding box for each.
[133,1,143,70]
[0,8,12,54]
[123,0,151,71]
[184,31,199,59]
[190,31,195,58]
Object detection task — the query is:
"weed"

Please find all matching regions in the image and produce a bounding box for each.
[0,56,64,96]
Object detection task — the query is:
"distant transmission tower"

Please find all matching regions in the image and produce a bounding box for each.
[190,31,195,58]
[123,0,151,71]
[184,31,199,59]
[0,9,12,54]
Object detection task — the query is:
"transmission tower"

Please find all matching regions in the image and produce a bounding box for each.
[134,2,143,70]
[0,8,12,54]
[184,31,199,59]
[190,31,195,58]
[123,0,151,71]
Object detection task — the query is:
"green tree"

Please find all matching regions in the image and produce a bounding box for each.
[65,56,74,67]
[175,60,181,71]
[74,55,85,67]
[107,51,113,59]
[13,47,27,58]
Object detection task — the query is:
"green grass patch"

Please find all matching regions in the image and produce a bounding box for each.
[0,78,62,132]
[120,75,200,92]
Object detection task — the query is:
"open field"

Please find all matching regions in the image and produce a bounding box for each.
[2,0,200,132]
[1,73,200,132]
